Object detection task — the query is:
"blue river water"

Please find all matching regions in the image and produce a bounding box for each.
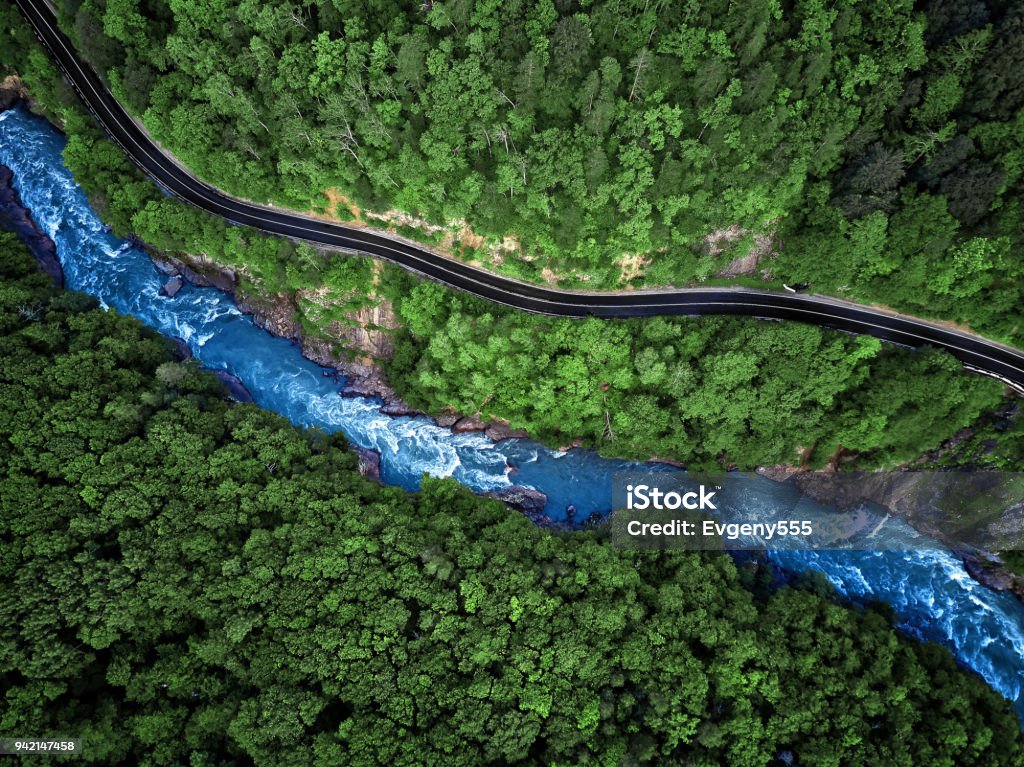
[2,105,1023,721]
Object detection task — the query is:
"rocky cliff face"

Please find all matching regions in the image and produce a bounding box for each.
[295,287,398,369]
[0,76,30,112]
[151,246,542,448]
[345,299,397,362]
[151,249,409,405]
[961,551,1024,601]
[0,163,63,285]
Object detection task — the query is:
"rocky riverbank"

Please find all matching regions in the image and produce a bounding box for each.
[128,249,1024,591]
[758,464,1024,601]
[0,164,62,285]
[0,76,30,113]
[149,248,531,443]
[150,249,399,394]
[961,550,1024,601]
[150,251,556,512]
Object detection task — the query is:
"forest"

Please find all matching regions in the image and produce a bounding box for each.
[41,0,1024,340]
[385,275,1007,468]
[1,2,1020,473]
[2,232,1023,765]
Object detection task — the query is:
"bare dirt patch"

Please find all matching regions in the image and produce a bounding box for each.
[617,252,652,283]
[458,226,486,250]
[316,191,530,268]
[316,189,445,239]
[541,267,562,285]
[323,188,361,221]
[705,224,744,256]
[707,224,777,278]
[366,207,445,235]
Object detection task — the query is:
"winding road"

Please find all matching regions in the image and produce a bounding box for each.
[15,0,1024,394]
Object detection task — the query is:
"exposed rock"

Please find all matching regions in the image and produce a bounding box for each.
[485,420,530,441]
[152,256,179,276]
[336,298,397,361]
[0,76,30,112]
[151,252,237,294]
[914,426,976,464]
[785,471,1024,550]
[380,401,421,417]
[160,276,184,298]
[960,550,1024,598]
[435,411,461,428]
[707,223,777,278]
[353,446,382,482]
[212,370,254,403]
[650,455,686,469]
[486,485,552,525]
[452,415,488,434]
[291,261,399,366]
[235,289,300,339]
[759,465,1024,602]
[0,164,63,286]
[435,410,528,441]
[757,465,805,483]
[170,336,192,360]
[329,363,400,401]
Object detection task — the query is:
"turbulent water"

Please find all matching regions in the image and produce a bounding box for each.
[2,105,1022,721]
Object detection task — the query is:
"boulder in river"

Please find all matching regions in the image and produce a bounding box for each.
[152,252,238,294]
[380,401,421,417]
[0,77,30,113]
[486,485,551,524]
[211,370,254,403]
[353,446,382,482]
[160,276,184,298]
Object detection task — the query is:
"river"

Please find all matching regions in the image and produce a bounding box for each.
[2,104,1022,722]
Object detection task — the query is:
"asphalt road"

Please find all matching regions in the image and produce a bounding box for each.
[15,0,1024,394]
